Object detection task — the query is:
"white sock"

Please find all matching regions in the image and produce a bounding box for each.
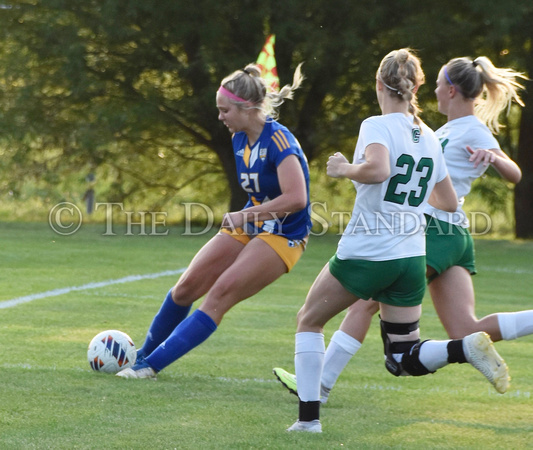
[294,332,325,402]
[417,340,451,372]
[498,311,533,340]
[321,330,362,390]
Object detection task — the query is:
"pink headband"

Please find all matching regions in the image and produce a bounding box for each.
[218,86,248,103]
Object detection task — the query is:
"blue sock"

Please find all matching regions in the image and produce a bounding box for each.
[145,309,217,372]
[138,289,192,358]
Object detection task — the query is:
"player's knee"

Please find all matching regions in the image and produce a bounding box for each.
[380,319,432,377]
[365,299,380,316]
[296,305,306,325]
[296,304,325,330]
[296,306,314,329]
[445,321,478,340]
[173,276,202,306]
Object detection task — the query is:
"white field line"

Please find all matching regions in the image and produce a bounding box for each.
[1,264,529,310]
[2,363,530,399]
[477,265,533,275]
[0,268,187,309]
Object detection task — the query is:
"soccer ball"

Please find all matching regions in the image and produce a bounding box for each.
[87,330,137,374]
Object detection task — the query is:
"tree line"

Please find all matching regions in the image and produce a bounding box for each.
[0,0,532,237]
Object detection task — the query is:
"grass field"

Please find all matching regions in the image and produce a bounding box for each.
[1,221,532,449]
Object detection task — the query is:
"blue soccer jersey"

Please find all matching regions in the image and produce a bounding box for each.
[231,119,311,240]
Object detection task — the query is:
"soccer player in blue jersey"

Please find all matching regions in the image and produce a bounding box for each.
[117,63,311,379]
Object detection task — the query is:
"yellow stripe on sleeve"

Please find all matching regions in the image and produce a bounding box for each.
[272,131,290,152]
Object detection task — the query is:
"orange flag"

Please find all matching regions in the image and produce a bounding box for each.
[256,34,280,92]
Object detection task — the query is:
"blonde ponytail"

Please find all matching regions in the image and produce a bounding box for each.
[219,63,304,121]
[377,48,425,126]
[444,56,527,133]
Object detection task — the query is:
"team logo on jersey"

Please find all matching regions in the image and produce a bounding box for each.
[412,128,420,143]
[260,147,268,160]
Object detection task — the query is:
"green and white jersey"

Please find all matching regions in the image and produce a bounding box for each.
[337,113,448,262]
[424,115,499,228]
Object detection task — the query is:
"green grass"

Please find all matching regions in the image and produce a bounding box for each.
[1,222,532,449]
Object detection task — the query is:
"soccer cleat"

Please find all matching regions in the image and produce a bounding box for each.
[463,331,510,394]
[273,367,297,396]
[287,420,322,433]
[273,367,330,404]
[116,359,157,379]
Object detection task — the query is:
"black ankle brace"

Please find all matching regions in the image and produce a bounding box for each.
[447,339,467,363]
[299,400,320,422]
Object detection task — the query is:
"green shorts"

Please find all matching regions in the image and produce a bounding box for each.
[328,254,427,307]
[425,215,476,283]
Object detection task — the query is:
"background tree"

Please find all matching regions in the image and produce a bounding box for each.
[0,0,531,235]
[500,3,533,239]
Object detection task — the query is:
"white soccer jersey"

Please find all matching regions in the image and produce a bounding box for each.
[336,113,448,261]
[424,115,499,227]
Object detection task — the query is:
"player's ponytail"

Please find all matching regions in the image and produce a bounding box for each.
[377,48,425,127]
[219,63,304,121]
[443,56,527,133]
